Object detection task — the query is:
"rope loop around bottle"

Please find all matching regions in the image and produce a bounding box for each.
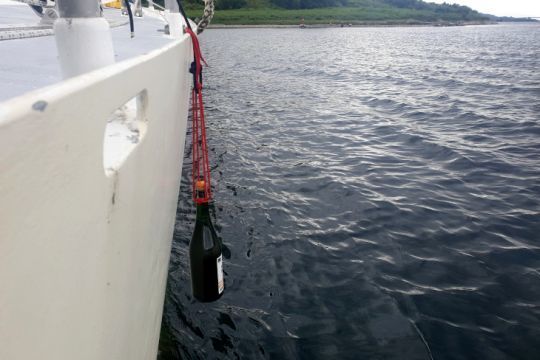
[185,27,212,204]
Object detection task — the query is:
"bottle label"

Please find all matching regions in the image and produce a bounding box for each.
[217,255,224,294]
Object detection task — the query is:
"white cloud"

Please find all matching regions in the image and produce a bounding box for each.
[428,0,540,17]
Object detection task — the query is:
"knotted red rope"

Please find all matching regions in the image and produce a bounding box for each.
[186,28,211,204]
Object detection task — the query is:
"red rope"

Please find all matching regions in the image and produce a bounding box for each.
[186,28,211,204]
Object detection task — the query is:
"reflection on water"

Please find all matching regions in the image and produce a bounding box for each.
[159,23,540,359]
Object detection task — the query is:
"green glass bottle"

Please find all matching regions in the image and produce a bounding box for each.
[189,202,224,302]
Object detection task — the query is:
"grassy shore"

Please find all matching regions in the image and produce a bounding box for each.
[185,4,492,26]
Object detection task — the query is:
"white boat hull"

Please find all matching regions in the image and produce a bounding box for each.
[0,34,193,359]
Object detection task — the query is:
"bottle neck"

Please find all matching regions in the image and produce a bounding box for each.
[196,202,210,221]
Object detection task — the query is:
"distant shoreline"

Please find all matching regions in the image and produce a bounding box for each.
[186,4,538,29]
[207,21,499,29]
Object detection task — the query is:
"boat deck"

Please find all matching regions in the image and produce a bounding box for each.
[0,1,175,102]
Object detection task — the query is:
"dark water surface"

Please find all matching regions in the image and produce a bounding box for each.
[159,24,540,359]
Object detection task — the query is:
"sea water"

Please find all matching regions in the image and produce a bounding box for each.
[159,23,540,359]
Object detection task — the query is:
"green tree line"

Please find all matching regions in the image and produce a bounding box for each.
[151,0,488,21]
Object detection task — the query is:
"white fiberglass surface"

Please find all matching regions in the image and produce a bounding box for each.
[0,4,176,102]
[0,1,35,25]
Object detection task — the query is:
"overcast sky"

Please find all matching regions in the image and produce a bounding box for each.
[428,0,540,17]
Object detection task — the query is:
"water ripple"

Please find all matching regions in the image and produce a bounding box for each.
[159,23,540,360]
